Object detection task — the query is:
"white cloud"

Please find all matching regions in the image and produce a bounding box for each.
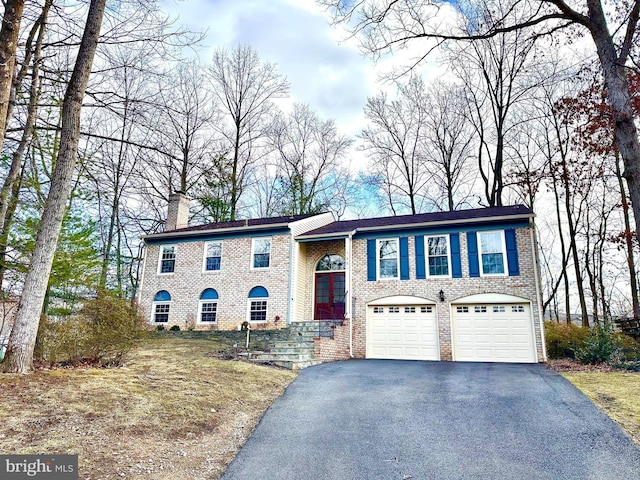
[160,0,374,139]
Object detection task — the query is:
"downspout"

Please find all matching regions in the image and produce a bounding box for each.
[287,233,294,326]
[346,229,357,358]
[529,218,547,361]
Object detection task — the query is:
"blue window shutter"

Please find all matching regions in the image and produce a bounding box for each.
[415,235,425,280]
[505,229,520,276]
[400,237,409,280]
[450,233,462,278]
[367,239,376,281]
[467,231,480,277]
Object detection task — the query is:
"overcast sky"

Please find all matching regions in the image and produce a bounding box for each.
[160,1,371,134]
[157,0,450,172]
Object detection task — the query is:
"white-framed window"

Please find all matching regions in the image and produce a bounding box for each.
[248,286,269,323]
[479,231,507,276]
[252,238,271,269]
[405,307,416,313]
[377,238,399,279]
[158,245,177,274]
[203,241,222,272]
[152,290,171,323]
[427,235,450,277]
[373,307,384,313]
[456,306,469,313]
[420,306,433,313]
[198,288,219,323]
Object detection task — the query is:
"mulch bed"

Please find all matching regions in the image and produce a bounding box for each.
[546,359,617,373]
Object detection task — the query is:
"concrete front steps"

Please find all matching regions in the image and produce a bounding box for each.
[246,320,343,369]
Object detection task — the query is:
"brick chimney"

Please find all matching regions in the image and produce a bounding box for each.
[166,191,190,230]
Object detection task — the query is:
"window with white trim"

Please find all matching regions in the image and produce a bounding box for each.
[389,307,400,313]
[252,238,271,269]
[420,306,433,313]
[405,307,416,313]
[427,235,450,276]
[512,305,525,313]
[198,288,219,323]
[152,290,171,323]
[373,307,384,313]
[479,231,507,275]
[248,286,269,323]
[456,306,469,313]
[493,306,506,313]
[158,245,176,274]
[204,241,222,272]
[377,239,399,279]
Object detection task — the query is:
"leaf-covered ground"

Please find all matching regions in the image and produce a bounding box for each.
[0,336,296,479]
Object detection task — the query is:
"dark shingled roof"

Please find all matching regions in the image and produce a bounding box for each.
[298,205,532,238]
[149,213,320,237]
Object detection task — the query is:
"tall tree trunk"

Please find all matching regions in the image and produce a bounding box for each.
[0,0,25,150]
[0,163,23,289]
[586,0,640,251]
[615,152,640,318]
[2,0,107,374]
[0,0,49,235]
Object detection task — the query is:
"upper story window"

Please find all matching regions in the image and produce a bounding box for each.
[479,231,507,275]
[427,235,450,277]
[158,245,176,274]
[152,290,171,323]
[204,241,222,272]
[252,238,271,269]
[377,239,399,279]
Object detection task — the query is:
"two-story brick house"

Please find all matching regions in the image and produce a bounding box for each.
[138,193,546,363]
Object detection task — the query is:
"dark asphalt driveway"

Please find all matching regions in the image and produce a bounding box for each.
[220,360,640,480]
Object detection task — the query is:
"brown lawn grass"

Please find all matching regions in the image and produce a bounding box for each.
[0,336,297,479]
[561,371,640,446]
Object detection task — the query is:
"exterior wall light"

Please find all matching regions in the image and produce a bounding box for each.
[439,290,445,302]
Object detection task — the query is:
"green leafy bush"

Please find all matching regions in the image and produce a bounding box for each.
[574,324,621,364]
[169,325,180,331]
[35,296,147,367]
[544,321,590,359]
[156,325,165,331]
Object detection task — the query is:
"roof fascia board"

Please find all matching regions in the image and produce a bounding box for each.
[143,224,291,243]
[296,213,533,240]
[142,222,293,241]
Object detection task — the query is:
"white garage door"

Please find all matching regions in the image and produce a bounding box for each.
[452,304,536,363]
[367,305,439,360]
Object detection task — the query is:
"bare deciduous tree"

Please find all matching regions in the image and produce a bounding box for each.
[2,0,107,374]
[319,0,640,245]
[269,103,352,215]
[208,45,289,220]
[361,76,431,214]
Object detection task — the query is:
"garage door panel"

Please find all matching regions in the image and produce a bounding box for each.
[452,303,535,363]
[367,304,439,361]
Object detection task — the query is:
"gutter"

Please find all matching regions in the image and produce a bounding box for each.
[296,213,534,241]
[141,221,293,240]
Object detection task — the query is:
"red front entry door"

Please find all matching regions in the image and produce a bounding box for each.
[314,272,346,320]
